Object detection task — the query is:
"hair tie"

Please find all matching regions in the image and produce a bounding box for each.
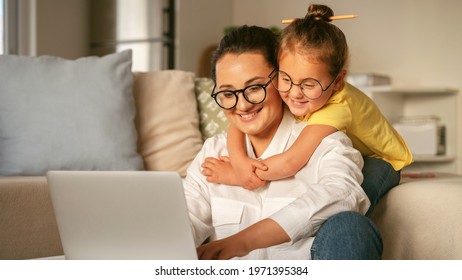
[282,14,357,24]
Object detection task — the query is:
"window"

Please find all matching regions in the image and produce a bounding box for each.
[90,0,175,71]
[0,0,4,54]
[1,0,19,55]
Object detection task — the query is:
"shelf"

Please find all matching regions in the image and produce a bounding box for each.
[359,85,459,174]
[361,86,457,95]
[412,154,456,163]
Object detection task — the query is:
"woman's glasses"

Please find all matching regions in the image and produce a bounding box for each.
[211,69,277,110]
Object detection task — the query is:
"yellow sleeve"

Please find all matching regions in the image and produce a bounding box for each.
[303,83,413,171]
[305,98,351,132]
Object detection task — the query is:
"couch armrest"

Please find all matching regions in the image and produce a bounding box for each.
[0,176,63,259]
[371,174,462,259]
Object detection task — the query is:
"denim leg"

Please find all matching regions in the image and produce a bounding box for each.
[362,157,401,216]
[311,211,383,260]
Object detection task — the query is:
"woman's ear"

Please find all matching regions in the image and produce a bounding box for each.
[333,70,347,91]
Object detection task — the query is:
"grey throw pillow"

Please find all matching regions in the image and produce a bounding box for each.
[0,50,144,175]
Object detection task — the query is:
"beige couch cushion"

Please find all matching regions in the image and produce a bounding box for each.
[133,71,204,176]
[372,175,462,259]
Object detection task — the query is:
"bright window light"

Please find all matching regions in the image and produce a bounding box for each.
[0,0,4,54]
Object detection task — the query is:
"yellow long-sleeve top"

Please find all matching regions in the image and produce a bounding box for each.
[301,82,413,171]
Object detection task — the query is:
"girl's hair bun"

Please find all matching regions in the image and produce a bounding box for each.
[305,4,334,22]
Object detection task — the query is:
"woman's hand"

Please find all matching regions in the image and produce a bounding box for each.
[197,218,290,260]
[197,234,250,260]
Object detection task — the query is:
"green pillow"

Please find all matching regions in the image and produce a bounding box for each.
[194,78,229,140]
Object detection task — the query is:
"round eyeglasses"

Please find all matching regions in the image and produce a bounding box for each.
[211,69,276,110]
[274,70,338,100]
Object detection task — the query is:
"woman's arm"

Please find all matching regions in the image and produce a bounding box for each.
[197,218,290,260]
[255,125,337,180]
[270,132,369,243]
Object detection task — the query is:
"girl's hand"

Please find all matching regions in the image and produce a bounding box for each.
[201,156,239,185]
[232,157,267,190]
[201,156,267,189]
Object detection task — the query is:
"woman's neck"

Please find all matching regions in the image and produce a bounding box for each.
[248,109,284,158]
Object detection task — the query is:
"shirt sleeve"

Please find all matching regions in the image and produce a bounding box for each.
[269,132,370,243]
[306,100,351,131]
[182,136,226,247]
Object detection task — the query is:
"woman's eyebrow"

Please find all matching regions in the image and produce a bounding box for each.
[217,83,234,90]
[217,76,266,90]
[245,76,265,85]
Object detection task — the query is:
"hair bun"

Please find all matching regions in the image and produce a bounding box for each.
[305,4,334,22]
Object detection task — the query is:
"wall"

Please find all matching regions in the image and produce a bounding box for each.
[176,0,233,74]
[35,0,89,59]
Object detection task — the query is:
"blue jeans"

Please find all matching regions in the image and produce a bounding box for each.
[311,211,383,260]
[362,157,401,216]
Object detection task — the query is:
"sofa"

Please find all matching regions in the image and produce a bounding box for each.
[1,51,461,260]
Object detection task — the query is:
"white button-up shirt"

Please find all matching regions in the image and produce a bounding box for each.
[183,108,370,259]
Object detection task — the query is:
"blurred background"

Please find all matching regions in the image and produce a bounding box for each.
[1,0,461,174]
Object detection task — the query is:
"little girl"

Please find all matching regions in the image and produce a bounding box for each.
[209,4,413,215]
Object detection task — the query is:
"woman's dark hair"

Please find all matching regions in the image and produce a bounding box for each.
[279,4,349,78]
[211,25,279,82]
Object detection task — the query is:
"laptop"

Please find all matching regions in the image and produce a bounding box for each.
[47,170,198,260]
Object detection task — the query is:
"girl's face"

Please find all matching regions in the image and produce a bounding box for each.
[215,52,283,141]
[278,50,344,117]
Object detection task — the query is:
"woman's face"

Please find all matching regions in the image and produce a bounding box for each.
[215,52,283,140]
[278,50,344,117]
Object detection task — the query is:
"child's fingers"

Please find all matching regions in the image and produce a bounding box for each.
[203,157,220,165]
[218,156,230,162]
[251,160,268,171]
[201,166,211,176]
[242,175,266,190]
[201,161,213,170]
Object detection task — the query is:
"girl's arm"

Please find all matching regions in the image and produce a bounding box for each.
[255,125,338,180]
[226,124,268,189]
[201,125,268,188]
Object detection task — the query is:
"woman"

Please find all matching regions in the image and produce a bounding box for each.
[183,25,382,259]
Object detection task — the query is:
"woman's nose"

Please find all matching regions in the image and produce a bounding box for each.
[235,93,253,111]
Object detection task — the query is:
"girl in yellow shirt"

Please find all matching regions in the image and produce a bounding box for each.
[213,4,413,215]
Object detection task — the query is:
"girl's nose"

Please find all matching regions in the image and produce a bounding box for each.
[288,85,304,99]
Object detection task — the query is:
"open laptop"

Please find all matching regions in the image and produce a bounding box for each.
[47,170,198,260]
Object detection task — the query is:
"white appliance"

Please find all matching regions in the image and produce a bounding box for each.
[393,116,446,156]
